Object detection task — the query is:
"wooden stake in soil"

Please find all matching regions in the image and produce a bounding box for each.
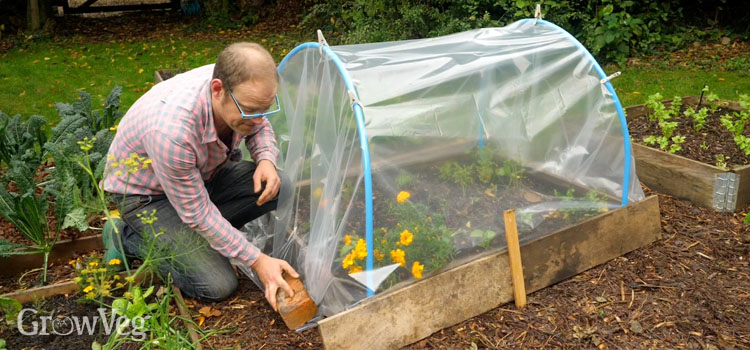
[276,273,318,330]
[504,209,527,308]
[172,285,203,350]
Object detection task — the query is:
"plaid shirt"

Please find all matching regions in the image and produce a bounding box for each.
[103,64,279,267]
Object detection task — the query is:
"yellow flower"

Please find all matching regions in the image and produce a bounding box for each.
[113,275,121,280]
[396,191,411,203]
[353,239,368,260]
[88,261,99,267]
[125,276,135,283]
[109,124,118,131]
[86,292,97,299]
[342,253,355,269]
[381,239,387,245]
[116,283,125,288]
[313,187,323,199]
[399,229,413,246]
[73,277,82,283]
[83,285,95,293]
[100,289,111,296]
[115,170,123,177]
[348,265,363,274]
[123,291,133,299]
[373,249,385,262]
[390,249,406,267]
[108,258,121,266]
[68,259,76,266]
[412,261,424,279]
[344,235,352,246]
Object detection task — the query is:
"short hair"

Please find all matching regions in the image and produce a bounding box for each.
[212,42,278,91]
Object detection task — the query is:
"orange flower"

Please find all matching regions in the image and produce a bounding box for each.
[399,229,413,246]
[396,191,411,203]
[390,249,406,267]
[412,261,424,279]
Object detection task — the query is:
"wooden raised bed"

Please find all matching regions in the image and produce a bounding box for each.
[0,234,103,277]
[627,96,749,211]
[318,195,661,349]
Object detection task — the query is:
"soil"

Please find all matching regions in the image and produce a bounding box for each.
[627,103,750,168]
[0,249,103,295]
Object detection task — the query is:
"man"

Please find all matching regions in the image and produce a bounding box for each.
[102,42,297,311]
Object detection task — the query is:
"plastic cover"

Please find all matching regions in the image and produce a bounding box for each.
[238,19,644,318]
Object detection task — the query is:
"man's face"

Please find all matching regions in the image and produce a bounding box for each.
[214,78,277,136]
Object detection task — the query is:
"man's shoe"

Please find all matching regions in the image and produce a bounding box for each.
[102,218,126,271]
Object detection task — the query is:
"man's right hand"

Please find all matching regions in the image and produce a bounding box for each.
[250,253,299,311]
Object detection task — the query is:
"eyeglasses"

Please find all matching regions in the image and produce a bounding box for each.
[227,88,281,119]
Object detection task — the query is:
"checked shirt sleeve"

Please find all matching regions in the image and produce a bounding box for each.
[142,130,261,267]
[245,118,279,166]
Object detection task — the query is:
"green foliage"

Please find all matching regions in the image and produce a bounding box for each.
[745,212,750,224]
[715,154,728,169]
[303,0,691,63]
[438,161,474,195]
[669,135,685,154]
[395,171,416,189]
[726,56,750,76]
[684,106,708,131]
[195,0,260,29]
[469,229,497,249]
[0,111,48,169]
[0,296,22,326]
[47,87,122,219]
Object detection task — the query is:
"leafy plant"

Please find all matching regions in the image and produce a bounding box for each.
[0,111,48,172]
[668,136,686,154]
[0,158,74,284]
[744,212,750,224]
[497,159,526,188]
[684,106,708,131]
[715,154,728,170]
[339,191,454,288]
[469,229,497,249]
[0,296,22,326]
[699,141,709,150]
[438,161,474,195]
[395,171,415,189]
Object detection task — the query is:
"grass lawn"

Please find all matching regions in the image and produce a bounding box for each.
[1,26,748,124]
[608,64,750,107]
[0,31,305,123]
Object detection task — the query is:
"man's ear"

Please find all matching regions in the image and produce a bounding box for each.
[210,79,224,99]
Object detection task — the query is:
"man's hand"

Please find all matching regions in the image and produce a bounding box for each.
[254,159,280,206]
[251,253,299,311]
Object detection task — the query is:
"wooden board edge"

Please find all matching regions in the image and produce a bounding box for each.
[0,234,104,277]
[632,142,724,173]
[318,196,661,350]
[733,165,750,208]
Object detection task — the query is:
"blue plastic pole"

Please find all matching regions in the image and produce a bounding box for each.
[279,43,376,297]
[521,18,632,207]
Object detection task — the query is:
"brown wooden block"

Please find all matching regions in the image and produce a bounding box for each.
[276,274,318,330]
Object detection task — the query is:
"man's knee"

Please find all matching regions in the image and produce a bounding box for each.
[178,269,238,302]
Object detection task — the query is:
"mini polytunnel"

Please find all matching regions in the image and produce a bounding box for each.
[240,19,645,318]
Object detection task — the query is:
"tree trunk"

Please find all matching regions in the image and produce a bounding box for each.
[28,0,40,30]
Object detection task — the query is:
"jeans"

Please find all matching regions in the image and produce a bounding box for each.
[111,160,279,301]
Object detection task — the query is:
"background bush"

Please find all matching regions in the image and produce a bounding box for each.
[301,0,750,64]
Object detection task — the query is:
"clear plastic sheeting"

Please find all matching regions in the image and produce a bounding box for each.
[239,19,644,317]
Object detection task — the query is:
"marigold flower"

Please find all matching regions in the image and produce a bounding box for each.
[373,249,385,262]
[353,239,368,260]
[400,229,413,246]
[349,266,363,274]
[342,253,355,269]
[390,249,406,267]
[396,191,411,203]
[344,235,352,246]
[88,261,99,267]
[68,259,76,266]
[412,261,424,279]
[83,285,95,293]
[108,258,121,266]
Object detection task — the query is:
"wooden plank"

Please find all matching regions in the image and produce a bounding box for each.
[734,165,750,208]
[503,209,526,308]
[173,285,204,350]
[318,195,661,350]
[0,234,104,277]
[2,270,152,304]
[632,143,721,209]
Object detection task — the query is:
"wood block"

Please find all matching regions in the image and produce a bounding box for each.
[276,274,318,330]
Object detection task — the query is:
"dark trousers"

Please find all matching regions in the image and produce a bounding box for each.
[112,160,278,301]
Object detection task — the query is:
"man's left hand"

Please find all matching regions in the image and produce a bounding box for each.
[254,159,280,206]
